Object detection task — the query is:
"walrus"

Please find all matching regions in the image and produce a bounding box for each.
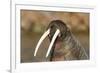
[34,20,89,61]
[47,20,89,61]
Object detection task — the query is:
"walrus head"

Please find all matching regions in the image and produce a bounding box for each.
[34,20,71,57]
[47,20,71,41]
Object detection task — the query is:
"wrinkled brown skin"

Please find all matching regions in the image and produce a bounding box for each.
[47,20,89,61]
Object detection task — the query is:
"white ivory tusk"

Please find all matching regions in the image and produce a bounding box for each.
[46,29,60,57]
[34,29,50,56]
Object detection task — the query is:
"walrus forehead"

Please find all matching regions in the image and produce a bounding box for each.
[48,20,68,32]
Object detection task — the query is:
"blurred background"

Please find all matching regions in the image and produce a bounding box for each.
[21,10,89,63]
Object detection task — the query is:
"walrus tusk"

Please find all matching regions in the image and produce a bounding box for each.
[46,29,60,57]
[34,28,60,58]
[34,29,50,56]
